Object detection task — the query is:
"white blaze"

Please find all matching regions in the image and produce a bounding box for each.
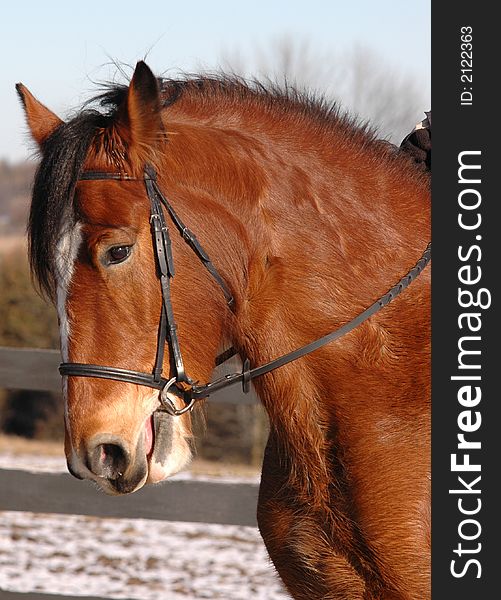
[54,222,82,428]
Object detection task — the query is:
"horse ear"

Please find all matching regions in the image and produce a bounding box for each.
[16,83,63,148]
[121,61,163,149]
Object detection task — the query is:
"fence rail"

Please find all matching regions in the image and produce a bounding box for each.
[0,346,262,600]
[0,346,256,404]
[0,468,258,526]
[0,346,61,392]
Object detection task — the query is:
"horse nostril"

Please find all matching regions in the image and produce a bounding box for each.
[86,438,129,480]
[101,444,127,479]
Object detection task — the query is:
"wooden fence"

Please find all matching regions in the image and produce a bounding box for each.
[0,346,261,600]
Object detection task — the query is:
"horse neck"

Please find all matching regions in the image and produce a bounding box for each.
[172,113,431,358]
[233,137,430,506]
[161,110,430,496]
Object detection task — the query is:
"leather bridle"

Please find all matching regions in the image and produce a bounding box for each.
[59,164,431,416]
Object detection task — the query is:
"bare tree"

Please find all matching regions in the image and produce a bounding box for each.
[220,36,429,143]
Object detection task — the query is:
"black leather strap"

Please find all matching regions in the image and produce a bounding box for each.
[214,346,238,366]
[147,177,187,383]
[144,166,234,307]
[59,363,172,392]
[188,242,432,399]
[79,172,139,181]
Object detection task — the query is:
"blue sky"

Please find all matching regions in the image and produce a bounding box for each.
[1,0,430,161]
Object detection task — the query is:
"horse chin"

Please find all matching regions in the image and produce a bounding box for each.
[145,408,193,485]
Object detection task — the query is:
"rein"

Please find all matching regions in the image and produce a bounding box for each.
[59,165,431,416]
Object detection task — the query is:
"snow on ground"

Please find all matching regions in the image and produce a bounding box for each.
[0,453,291,599]
[0,452,67,474]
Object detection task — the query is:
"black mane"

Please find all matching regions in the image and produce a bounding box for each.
[29,104,122,299]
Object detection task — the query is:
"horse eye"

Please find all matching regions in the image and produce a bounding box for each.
[106,245,132,265]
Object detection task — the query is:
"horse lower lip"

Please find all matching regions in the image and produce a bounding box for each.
[109,466,148,494]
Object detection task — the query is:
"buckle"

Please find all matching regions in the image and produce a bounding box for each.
[160,377,197,416]
[242,358,251,393]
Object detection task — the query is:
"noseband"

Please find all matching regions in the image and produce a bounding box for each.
[59,164,431,416]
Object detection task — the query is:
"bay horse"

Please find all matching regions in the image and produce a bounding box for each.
[17,61,430,599]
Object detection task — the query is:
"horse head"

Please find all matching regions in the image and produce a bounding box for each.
[17,62,247,494]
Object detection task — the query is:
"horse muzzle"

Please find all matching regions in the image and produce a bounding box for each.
[66,408,189,494]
